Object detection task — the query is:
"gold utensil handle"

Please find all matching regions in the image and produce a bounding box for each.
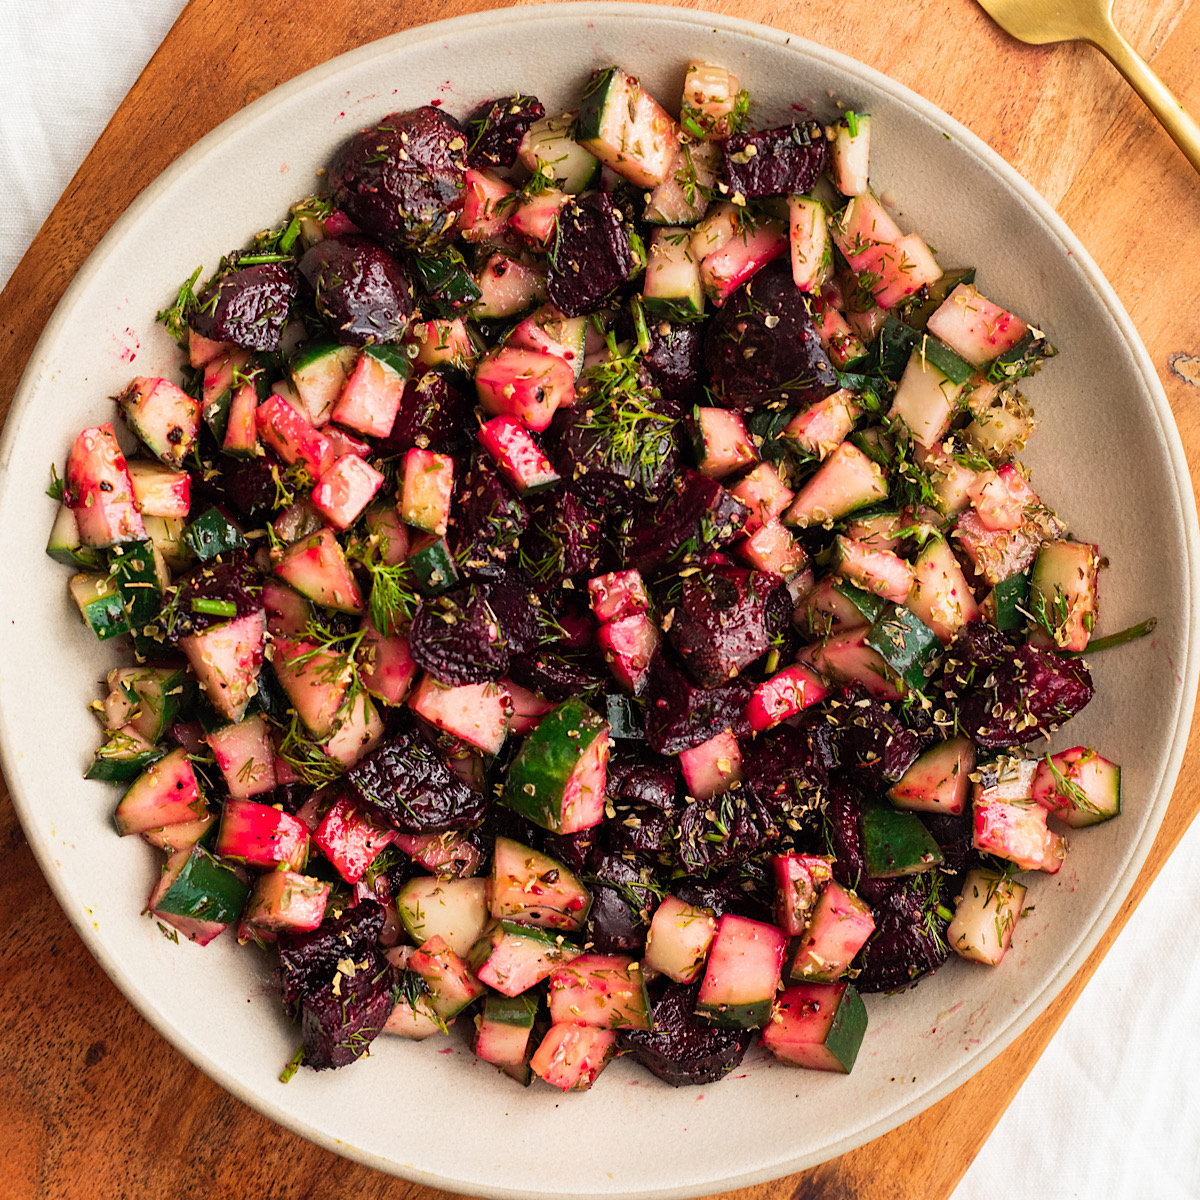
[1092,22,1200,176]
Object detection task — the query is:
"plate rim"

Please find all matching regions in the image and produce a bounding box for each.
[1,3,1197,1195]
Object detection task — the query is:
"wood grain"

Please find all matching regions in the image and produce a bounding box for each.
[1,0,1198,1198]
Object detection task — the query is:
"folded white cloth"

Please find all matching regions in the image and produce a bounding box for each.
[1,6,1197,1198]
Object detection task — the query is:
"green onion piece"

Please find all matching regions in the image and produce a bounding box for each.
[191,598,238,617]
[277,215,303,255]
[234,253,292,265]
[1061,616,1157,657]
[846,110,859,138]
[630,295,651,356]
[279,1046,305,1084]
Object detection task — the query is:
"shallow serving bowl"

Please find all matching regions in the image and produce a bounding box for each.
[0,4,1195,1197]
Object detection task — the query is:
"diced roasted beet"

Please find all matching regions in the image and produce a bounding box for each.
[825,684,934,785]
[449,458,530,573]
[478,569,551,657]
[272,782,312,816]
[465,94,546,169]
[602,803,676,859]
[666,563,787,688]
[852,875,952,993]
[638,320,705,412]
[705,259,838,411]
[626,470,750,580]
[344,722,488,832]
[509,645,609,702]
[299,944,394,1069]
[191,453,282,520]
[278,899,386,1018]
[521,486,607,583]
[920,810,980,875]
[407,586,509,685]
[619,981,753,1086]
[721,122,826,199]
[942,624,1094,748]
[678,790,775,871]
[607,749,680,811]
[644,649,754,754]
[328,107,468,250]
[298,237,413,346]
[188,263,296,352]
[547,193,640,317]
[742,720,834,830]
[166,551,263,639]
[376,369,476,458]
[672,869,772,923]
[545,400,680,508]
[584,885,647,954]
[540,826,600,875]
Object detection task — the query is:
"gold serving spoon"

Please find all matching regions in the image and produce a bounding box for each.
[974,0,1200,175]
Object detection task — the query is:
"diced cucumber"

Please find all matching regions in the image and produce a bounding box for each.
[407,534,460,596]
[926,283,1030,367]
[489,836,591,932]
[548,953,651,1030]
[274,527,363,613]
[215,798,309,870]
[787,880,875,983]
[745,663,829,733]
[331,343,411,439]
[409,246,483,316]
[1029,539,1100,652]
[472,251,547,319]
[272,635,354,738]
[762,982,868,1073]
[772,854,834,937]
[889,346,968,448]
[179,610,266,724]
[888,737,975,815]
[469,919,578,996]
[243,870,330,933]
[695,914,787,1029]
[506,305,588,378]
[502,697,610,834]
[864,604,940,692]
[947,867,1027,965]
[290,339,359,427]
[65,423,146,547]
[644,895,717,984]
[406,935,487,1022]
[644,141,719,225]
[576,67,679,188]
[899,266,976,332]
[117,377,202,469]
[529,1023,617,1090]
[408,676,512,756]
[149,843,249,943]
[678,728,743,801]
[788,195,830,292]
[46,505,103,570]
[836,536,914,605]
[691,406,757,479]
[982,568,1031,632]
[478,416,561,495]
[400,448,454,537]
[588,568,651,624]
[185,505,249,562]
[86,726,166,783]
[206,714,276,798]
[906,535,980,644]
[517,114,600,193]
[107,539,168,651]
[973,777,1066,873]
[68,569,127,641]
[830,112,871,197]
[311,793,393,884]
[729,462,794,536]
[108,665,193,744]
[795,576,887,638]
[604,693,644,740]
[784,442,887,527]
[142,514,190,571]
[395,877,491,959]
[475,992,539,1084]
[643,227,704,322]
[1032,746,1121,827]
[803,627,905,703]
[860,801,944,876]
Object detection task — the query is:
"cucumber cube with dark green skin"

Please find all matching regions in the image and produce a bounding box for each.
[46,505,104,570]
[986,570,1031,631]
[108,665,194,743]
[475,992,539,1084]
[865,604,941,692]
[874,314,921,381]
[604,694,645,740]
[85,727,166,782]
[548,953,652,1030]
[108,540,166,650]
[69,573,129,640]
[762,982,868,1073]
[503,697,610,834]
[897,266,977,331]
[407,534,460,596]
[410,247,483,317]
[184,506,248,562]
[860,801,945,877]
[470,919,578,995]
[916,335,975,386]
[151,843,250,928]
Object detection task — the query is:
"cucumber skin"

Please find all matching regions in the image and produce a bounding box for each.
[865,605,940,691]
[824,984,869,1072]
[861,802,944,877]
[695,997,775,1030]
[503,698,608,832]
[155,846,249,925]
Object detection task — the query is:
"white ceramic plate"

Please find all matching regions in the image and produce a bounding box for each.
[0,5,1196,1197]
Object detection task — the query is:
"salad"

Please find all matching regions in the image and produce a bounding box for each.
[45,57,1149,1091]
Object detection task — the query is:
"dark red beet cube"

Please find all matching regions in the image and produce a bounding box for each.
[721,121,826,199]
[547,193,640,317]
[465,94,545,169]
[299,944,394,1069]
[852,876,952,993]
[298,237,413,346]
[278,900,386,1018]
[644,649,754,754]
[408,586,509,685]
[667,562,788,688]
[619,981,753,1086]
[188,262,296,352]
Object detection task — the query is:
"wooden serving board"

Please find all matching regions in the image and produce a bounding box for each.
[1,1,1198,1197]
